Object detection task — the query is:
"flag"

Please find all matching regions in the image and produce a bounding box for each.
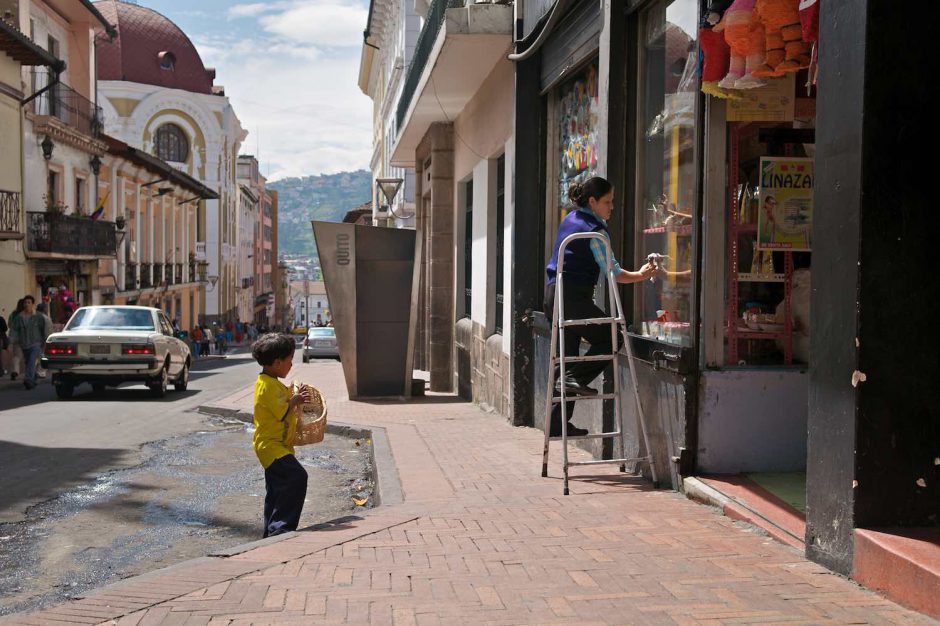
[90,190,109,220]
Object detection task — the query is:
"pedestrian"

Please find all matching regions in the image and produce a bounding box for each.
[34,303,53,379]
[544,177,655,436]
[202,325,213,356]
[250,333,311,537]
[0,309,8,377]
[190,325,202,358]
[9,295,51,390]
[6,299,25,380]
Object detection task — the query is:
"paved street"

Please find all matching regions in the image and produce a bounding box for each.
[2,361,933,625]
[0,350,262,526]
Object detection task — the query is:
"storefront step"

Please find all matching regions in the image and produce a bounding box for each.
[682,475,805,551]
[854,528,940,620]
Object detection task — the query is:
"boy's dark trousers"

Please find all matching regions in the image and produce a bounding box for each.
[263,454,308,538]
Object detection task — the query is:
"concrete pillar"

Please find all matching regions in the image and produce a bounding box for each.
[808,0,939,575]
[417,123,455,392]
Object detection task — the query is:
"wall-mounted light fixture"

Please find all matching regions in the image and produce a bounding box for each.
[41,135,54,160]
[90,155,102,176]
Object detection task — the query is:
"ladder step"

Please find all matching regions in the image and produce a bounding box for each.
[568,456,651,467]
[559,316,621,327]
[552,393,617,403]
[550,354,616,364]
[550,431,621,441]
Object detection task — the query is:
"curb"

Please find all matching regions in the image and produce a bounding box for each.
[682,476,804,551]
[197,404,404,509]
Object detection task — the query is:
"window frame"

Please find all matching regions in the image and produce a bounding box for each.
[154,123,190,163]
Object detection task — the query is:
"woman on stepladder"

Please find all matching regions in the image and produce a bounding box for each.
[544,177,655,437]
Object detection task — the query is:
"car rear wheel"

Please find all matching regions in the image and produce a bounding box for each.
[150,364,168,398]
[174,362,189,392]
[54,382,74,400]
[92,383,106,394]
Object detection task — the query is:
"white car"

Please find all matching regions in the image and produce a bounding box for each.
[302,326,339,362]
[41,306,191,399]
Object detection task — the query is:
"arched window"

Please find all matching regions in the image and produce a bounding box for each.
[154,123,189,163]
[158,51,176,71]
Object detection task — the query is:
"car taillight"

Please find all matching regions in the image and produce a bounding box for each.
[45,343,76,356]
[122,344,155,355]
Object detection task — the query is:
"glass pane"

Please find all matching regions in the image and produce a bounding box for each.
[634,0,698,347]
[556,62,599,224]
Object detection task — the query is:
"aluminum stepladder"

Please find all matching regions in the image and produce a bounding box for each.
[540,232,659,495]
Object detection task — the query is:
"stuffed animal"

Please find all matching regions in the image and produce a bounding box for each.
[761,0,811,73]
[752,0,792,77]
[699,0,733,97]
[714,0,768,90]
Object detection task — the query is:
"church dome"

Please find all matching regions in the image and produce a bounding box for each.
[94,0,215,95]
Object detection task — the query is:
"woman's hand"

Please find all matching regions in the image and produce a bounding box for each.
[638,262,656,279]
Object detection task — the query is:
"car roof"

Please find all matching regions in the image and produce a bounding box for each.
[74,306,160,312]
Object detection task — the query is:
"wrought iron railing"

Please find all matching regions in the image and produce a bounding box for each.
[395,0,465,130]
[125,262,138,291]
[189,261,197,283]
[175,263,183,284]
[153,263,164,287]
[140,263,152,289]
[30,69,102,138]
[1,189,21,238]
[26,211,116,257]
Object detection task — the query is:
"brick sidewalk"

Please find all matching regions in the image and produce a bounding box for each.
[4,362,935,625]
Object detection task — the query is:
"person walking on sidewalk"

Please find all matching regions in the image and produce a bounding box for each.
[251,333,311,538]
[0,309,8,377]
[544,177,655,436]
[9,295,51,390]
[34,302,54,379]
[6,299,25,381]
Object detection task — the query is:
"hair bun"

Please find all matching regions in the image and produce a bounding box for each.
[567,182,584,205]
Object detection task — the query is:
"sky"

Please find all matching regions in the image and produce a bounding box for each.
[139,0,372,181]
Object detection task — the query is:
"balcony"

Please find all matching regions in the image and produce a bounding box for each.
[1,190,23,240]
[28,70,104,151]
[391,0,512,165]
[26,212,117,258]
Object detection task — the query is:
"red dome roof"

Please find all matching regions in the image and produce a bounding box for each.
[94,0,215,95]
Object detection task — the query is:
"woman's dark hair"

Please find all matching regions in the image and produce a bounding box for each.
[567,176,613,208]
[15,298,25,313]
[251,333,295,366]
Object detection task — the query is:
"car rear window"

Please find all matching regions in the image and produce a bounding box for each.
[67,308,155,331]
[307,328,335,337]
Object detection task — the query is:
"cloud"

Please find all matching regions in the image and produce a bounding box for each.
[259,3,367,47]
[192,24,372,180]
[227,3,270,19]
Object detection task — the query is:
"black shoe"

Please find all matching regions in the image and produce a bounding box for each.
[554,376,597,397]
[23,380,35,390]
[11,372,17,380]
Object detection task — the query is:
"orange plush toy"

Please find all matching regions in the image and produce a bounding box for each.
[714,0,768,90]
[754,0,811,75]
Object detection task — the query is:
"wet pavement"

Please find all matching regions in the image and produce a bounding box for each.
[0,417,373,616]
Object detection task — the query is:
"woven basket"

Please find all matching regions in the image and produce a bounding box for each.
[291,382,327,446]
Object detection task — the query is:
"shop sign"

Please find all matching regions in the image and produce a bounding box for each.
[727,74,795,122]
[757,156,813,251]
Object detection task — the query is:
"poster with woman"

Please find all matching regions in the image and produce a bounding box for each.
[757,156,813,251]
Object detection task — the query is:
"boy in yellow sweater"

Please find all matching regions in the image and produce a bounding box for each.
[250,333,310,537]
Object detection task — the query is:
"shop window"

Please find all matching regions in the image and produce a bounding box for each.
[154,124,189,163]
[494,154,505,335]
[463,179,473,318]
[633,0,699,347]
[547,60,599,263]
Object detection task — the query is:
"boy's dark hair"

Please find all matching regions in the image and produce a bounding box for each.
[251,333,295,366]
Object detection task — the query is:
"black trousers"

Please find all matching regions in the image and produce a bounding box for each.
[544,282,623,426]
[263,454,308,538]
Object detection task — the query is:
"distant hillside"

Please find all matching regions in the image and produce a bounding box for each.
[270,170,372,258]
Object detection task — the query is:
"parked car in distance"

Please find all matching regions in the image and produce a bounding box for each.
[302,326,339,362]
[41,306,192,399]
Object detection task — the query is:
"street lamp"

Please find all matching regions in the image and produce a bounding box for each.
[375,177,411,219]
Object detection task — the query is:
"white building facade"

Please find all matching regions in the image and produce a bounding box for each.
[94,0,246,323]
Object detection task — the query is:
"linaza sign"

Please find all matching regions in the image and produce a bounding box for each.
[336,232,351,265]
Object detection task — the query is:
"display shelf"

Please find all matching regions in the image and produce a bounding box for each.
[738,272,786,283]
[643,224,693,235]
[726,122,794,366]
